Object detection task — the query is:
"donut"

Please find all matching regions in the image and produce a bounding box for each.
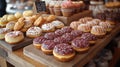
[41,23,55,32]
[44,32,58,40]
[54,29,65,36]
[70,30,83,38]
[51,20,64,28]
[53,43,75,62]
[91,26,106,38]
[99,22,112,32]
[54,37,67,44]
[81,33,97,45]
[41,40,56,54]
[62,33,74,43]
[34,16,46,26]
[26,27,42,38]
[70,21,81,30]
[5,31,24,44]
[0,28,11,39]
[78,24,91,32]
[61,26,73,33]
[33,36,47,49]
[6,21,16,30]
[71,38,90,53]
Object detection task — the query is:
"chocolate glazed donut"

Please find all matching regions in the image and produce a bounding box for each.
[53,43,75,62]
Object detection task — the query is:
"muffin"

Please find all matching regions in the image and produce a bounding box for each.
[49,1,55,15]
[61,1,75,17]
[41,40,56,54]
[33,36,47,49]
[71,38,90,53]
[53,43,75,62]
[91,26,107,38]
[54,3,62,16]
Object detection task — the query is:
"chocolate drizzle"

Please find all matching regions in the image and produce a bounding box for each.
[44,32,57,40]
[42,40,56,50]
[54,43,74,55]
[72,38,89,48]
[81,33,97,41]
[33,36,47,44]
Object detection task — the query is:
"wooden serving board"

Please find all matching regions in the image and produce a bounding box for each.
[0,46,7,58]
[0,37,33,51]
[23,25,120,67]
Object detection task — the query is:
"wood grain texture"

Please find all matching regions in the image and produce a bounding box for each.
[23,24,120,67]
[0,37,33,51]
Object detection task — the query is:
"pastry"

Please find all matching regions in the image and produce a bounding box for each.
[26,27,42,38]
[51,20,64,28]
[79,17,93,24]
[99,22,112,32]
[46,15,56,22]
[0,28,11,39]
[14,17,25,31]
[7,15,16,22]
[5,31,24,44]
[91,26,106,38]
[41,23,55,32]
[6,21,16,30]
[61,1,74,17]
[70,21,81,30]
[61,26,73,33]
[33,36,47,49]
[71,38,90,53]
[92,19,101,23]
[44,32,58,40]
[23,10,33,17]
[54,3,62,16]
[70,30,83,38]
[81,33,97,45]
[14,12,22,19]
[62,33,74,43]
[87,21,99,27]
[0,18,8,27]
[53,43,75,62]
[34,16,46,26]
[78,24,91,32]
[31,14,40,21]
[49,1,55,15]
[54,37,67,44]
[54,29,65,36]
[41,40,56,54]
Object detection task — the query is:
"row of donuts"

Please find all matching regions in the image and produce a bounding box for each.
[33,26,98,62]
[70,17,115,38]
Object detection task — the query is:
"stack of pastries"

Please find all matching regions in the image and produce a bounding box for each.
[0,10,65,44]
[33,26,99,62]
[70,17,114,38]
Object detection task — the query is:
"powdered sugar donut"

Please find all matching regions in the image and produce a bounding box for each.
[26,27,42,38]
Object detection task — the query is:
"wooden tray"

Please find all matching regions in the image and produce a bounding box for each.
[23,25,120,67]
[0,37,33,51]
[0,46,7,58]
[42,10,92,25]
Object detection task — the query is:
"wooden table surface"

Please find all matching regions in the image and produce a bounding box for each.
[0,23,120,67]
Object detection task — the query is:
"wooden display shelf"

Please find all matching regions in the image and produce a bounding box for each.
[42,10,92,25]
[23,24,120,67]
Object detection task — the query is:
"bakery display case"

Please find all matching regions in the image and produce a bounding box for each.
[0,0,120,67]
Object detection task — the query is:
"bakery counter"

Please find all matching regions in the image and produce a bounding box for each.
[0,24,120,67]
